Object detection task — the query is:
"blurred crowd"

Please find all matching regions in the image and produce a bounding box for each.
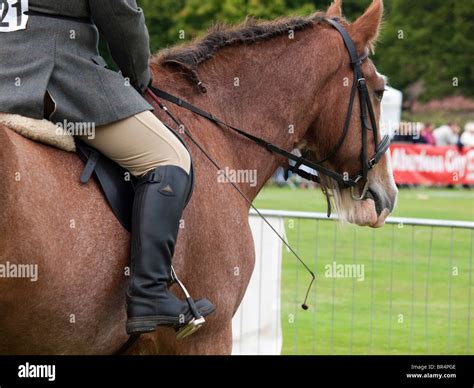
[272,121,474,189]
[392,121,474,147]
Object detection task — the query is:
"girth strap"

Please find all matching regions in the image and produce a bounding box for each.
[80,149,100,184]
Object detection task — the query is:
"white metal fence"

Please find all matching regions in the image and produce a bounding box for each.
[232,210,474,355]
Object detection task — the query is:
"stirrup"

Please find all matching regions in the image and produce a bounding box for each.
[176,317,206,339]
[171,267,206,340]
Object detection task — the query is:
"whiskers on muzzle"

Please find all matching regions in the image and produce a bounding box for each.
[320,177,397,227]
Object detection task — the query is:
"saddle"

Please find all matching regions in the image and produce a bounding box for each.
[0,113,193,232]
[76,123,195,233]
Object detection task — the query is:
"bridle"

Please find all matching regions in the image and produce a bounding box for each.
[148,18,390,202]
[284,18,390,200]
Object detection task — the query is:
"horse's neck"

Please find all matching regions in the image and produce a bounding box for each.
[157,27,334,202]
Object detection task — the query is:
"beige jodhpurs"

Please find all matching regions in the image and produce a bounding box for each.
[76,111,191,177]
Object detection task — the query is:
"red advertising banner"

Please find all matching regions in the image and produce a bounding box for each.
[390,144,474,185]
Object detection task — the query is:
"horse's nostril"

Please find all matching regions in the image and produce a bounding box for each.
[368,188,384,216]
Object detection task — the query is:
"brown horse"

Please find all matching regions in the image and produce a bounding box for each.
[0,0,396,354]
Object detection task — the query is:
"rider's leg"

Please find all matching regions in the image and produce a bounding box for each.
[78,110,191,176]
[76,110,215,336]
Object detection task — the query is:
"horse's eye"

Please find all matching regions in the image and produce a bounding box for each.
[374,89,385,100]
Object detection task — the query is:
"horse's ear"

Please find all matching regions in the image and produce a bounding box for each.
[326,0,342,18]
[348,0,383,53]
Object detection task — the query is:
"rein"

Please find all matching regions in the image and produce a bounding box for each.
[148,87,365,187]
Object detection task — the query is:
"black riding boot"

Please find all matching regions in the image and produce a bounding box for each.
[126,165,215,336]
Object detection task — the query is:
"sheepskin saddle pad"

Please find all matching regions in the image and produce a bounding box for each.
[0,113,76,152]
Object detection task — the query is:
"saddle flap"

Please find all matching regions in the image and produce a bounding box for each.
[76,140,136,232]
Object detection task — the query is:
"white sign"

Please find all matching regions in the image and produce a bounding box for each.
[0,0,28,32]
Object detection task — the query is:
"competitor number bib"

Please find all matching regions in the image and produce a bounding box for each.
[0,0,28,32]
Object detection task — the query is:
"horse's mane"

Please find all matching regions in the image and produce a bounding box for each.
[152,12,328,91]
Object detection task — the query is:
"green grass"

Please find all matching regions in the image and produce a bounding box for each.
[253,186,474,355]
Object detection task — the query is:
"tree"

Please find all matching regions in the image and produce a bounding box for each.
[128,0,473,100]
[373,0,474,99]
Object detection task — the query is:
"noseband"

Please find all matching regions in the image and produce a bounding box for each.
[148,18,390,202]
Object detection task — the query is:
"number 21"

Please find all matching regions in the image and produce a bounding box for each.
[0,1,23,28]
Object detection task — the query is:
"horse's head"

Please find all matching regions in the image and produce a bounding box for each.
[300,0,397,228]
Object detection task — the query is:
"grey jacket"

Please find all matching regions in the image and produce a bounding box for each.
[0,0,153,126]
